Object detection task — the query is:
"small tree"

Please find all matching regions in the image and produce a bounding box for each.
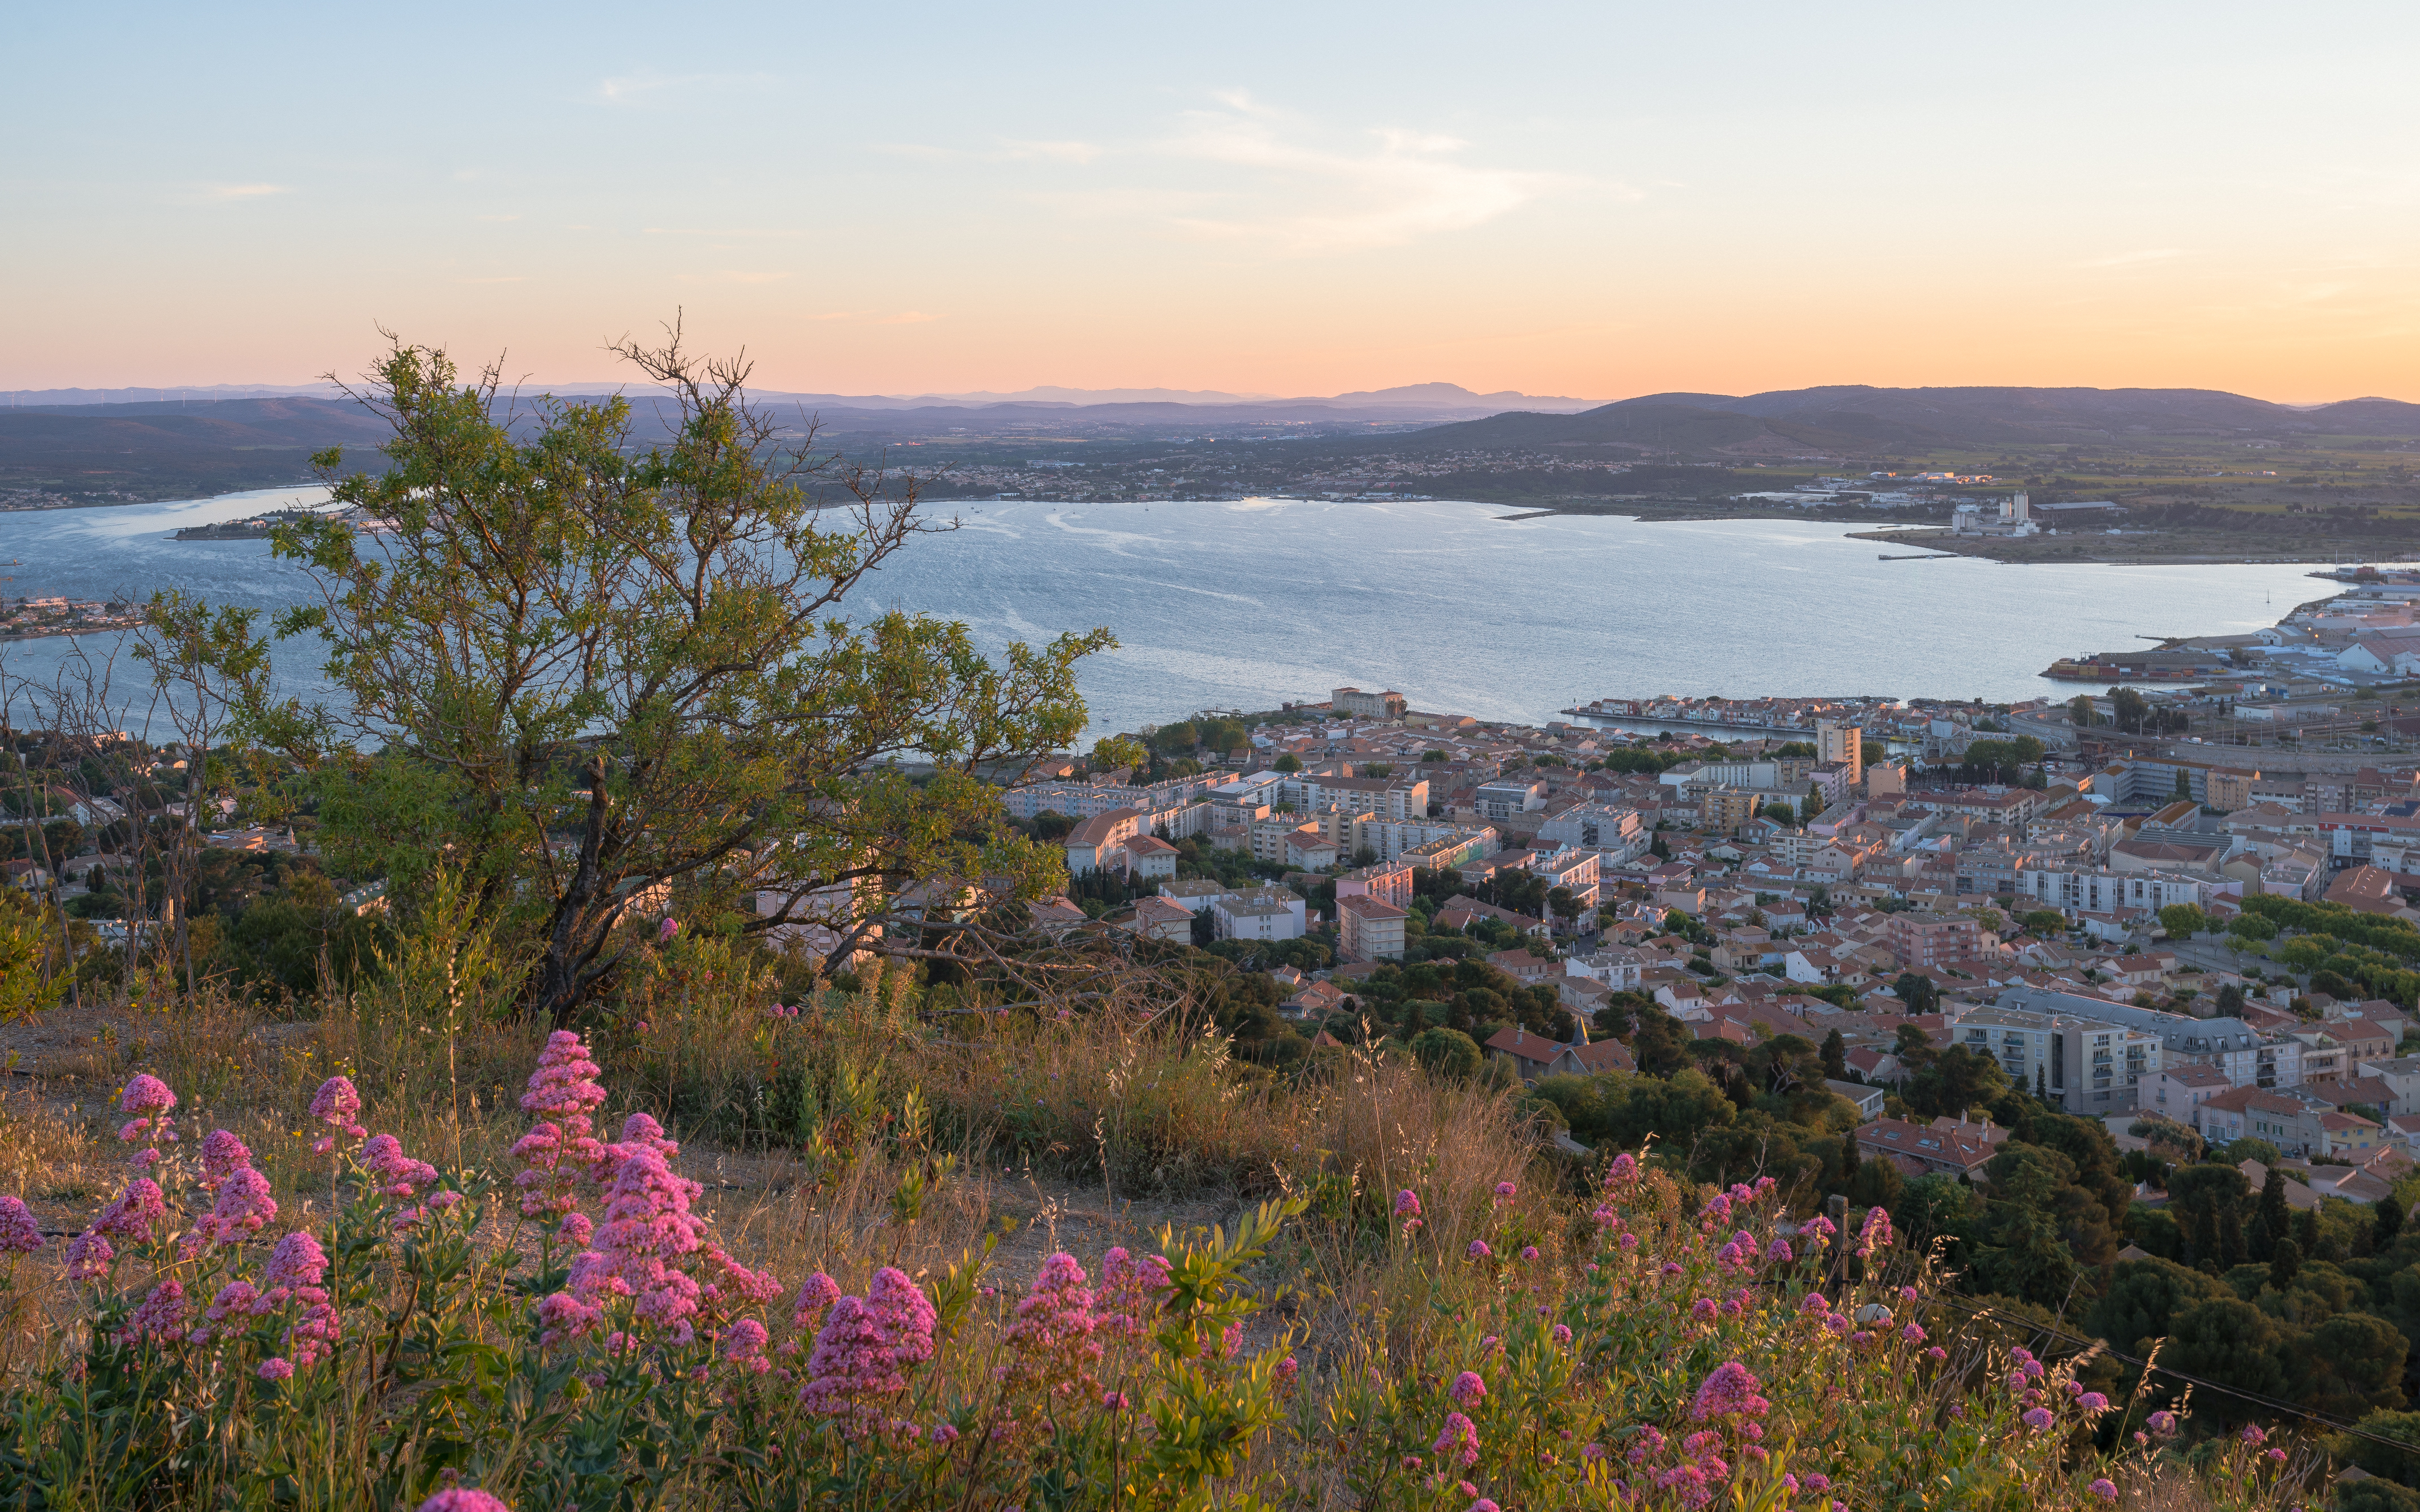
[250,332,1108,1022]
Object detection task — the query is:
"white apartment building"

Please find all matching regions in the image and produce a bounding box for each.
[1002,772,1227,822]
[1354,817,1488,862]
[1474,779,1547,819]
[1536,803,1647,863]
[1993,988,2301,1090]
[1946,1002,2161,1113]
[1211,886,1308,942]
[2013,866,2209,913]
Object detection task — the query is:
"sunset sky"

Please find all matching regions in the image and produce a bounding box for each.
[8,2,2417,403]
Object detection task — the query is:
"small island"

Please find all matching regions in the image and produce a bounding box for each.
[0,594,143,640]
[171,506,325,541]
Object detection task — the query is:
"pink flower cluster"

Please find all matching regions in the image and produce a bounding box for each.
[1096,1245,1173,1338]
[0,1195,42,1255]
[1000,1251,1104,1394]
[800,1266,938,1433]
[512,1032,609,1219]
[308,1075,366,1154]
[116,1073,178,1156]
[1853,1203,1894,1259]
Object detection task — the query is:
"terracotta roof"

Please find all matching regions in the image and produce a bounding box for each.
[1854,1117,1995,1173]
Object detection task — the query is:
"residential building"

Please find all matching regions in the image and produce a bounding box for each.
[1157,879,1233,914]
[1335,859,1414,909]
[1884,913,1980,971]
[1527,846,1602,909]
[2013,867,2209,913]
[1284,829,1343,870]
[1853,1117,1997,1180]
[1537,802,1645,858]
[1121,834,1179,880]
[1357,818,1492,863]
[1475,778,1548,820]
[1698,787,1763,837]
[1210,886,1308,942]
[1817,720,1863,787]
[2146,1064,2233,1119]
[1945,1002,2160,1113]
[2194,1085,2384,1160]
[1401,828,1500,872]
[1566,947,1651,992]
[1828,1080,1887,1120]
[2354,1056,2420,1117]
[1122,896,1195,943]
[1063,808,1145,877]
[1294,773,1429,823]
[1992,988,2298,1090]
[1337,894,1409,962]
[1331,687,1407,720]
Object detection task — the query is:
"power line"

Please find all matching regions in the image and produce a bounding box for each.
[1910,1273,2420,1460]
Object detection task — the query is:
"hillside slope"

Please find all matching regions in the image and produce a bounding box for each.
[1387,384,2420,457]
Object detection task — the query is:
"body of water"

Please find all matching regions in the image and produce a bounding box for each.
[0,489,2333,740]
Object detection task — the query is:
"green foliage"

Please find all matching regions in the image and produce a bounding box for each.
[0,889,68,1021]
[2333,1409,2420,1490]
[248,335,1108,1020]
[1408,1026,1482,1078]
[1532,1068,1736,1150]
[1903,1044,2008,1119]
[1960,736,2043,782]
[2159,903,2209,939]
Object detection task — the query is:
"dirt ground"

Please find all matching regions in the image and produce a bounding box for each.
[0,997,1249,1301]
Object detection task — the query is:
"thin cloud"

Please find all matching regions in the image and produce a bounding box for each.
[477,214,521,223]
[1157,93,1581,254]
[598,71,774,105]
[997,139,1102,164]
[2078,248,2192,268]
[880,311,940,324]
[459,276,526,284]
[200,183,291,201]
[642,227,809,240]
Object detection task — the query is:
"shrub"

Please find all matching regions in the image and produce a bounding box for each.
[0,1045,2326,1510]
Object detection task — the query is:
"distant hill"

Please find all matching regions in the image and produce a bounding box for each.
[1386,384,2420,456]
[0,397,394,498]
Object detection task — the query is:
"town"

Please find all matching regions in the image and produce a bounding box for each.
[976,573,2420,1206]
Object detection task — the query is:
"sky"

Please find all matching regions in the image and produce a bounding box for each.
[7,2,2418,404]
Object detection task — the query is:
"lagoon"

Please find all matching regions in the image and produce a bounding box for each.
[0,489,2328,741]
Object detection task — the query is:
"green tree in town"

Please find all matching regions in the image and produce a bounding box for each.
[2268,1237,2302,1291]
[2250,1167,2290,1263]
[2294,1312,2410,1421]
[2159,903,2208,939]
[1274,753,1302,774]
[1820,1028,1847,1081]
[2087,1257,2227,1356]
[2164,1297,2292,1420]
[1409,1026,1483,1079]
[250,333,1108,1021]
[2110,686,2151,734]
[1903,1045,2008,1119]
[1891,972,1938,1015]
